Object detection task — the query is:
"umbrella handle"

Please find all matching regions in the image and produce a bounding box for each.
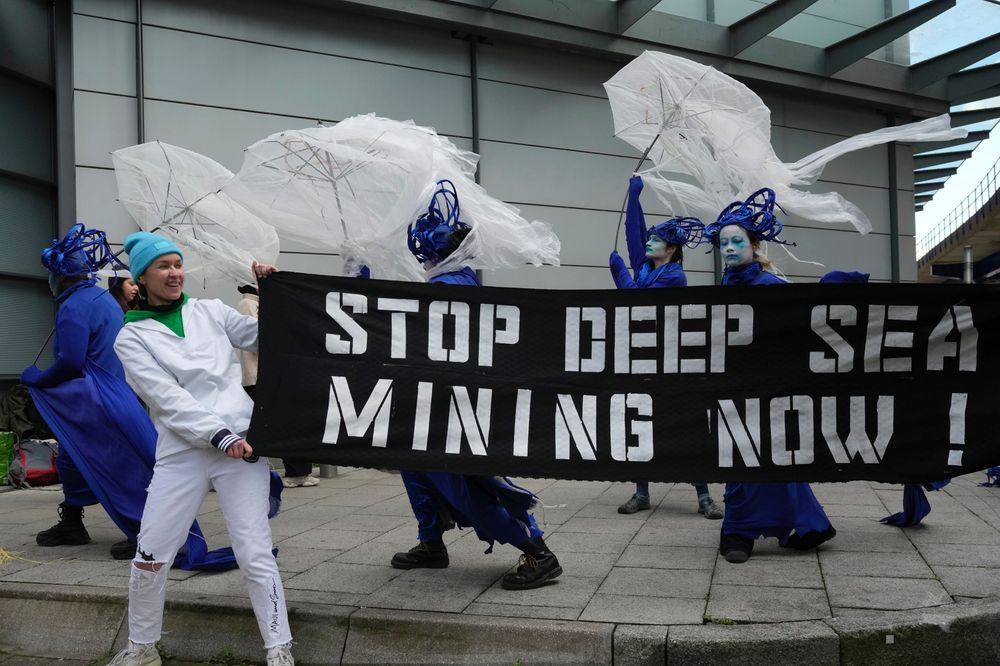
[613,132,661,252]
[32,328,55,366]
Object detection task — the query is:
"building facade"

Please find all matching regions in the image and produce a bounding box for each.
[4,0,967,379]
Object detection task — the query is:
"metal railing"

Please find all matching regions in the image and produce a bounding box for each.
[917,153,1000,259]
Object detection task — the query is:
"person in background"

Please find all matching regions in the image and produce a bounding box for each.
[610,175,723,520]
[235,283,319,488]
[109,271,140,312]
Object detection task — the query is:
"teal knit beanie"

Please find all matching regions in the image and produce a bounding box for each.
[123,232,183,279]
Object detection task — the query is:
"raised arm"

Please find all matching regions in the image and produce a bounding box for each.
[624,175,649,275]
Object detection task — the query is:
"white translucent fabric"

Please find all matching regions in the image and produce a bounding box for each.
[605,51,967,233]
[111,142,279,286]
[225,116,439,253]
[228,114,560,282]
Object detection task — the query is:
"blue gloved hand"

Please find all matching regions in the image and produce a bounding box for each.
[610,250,627,272]
[629,175,643,195]
[20,366,42,387]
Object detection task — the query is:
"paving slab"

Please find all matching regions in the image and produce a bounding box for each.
[5,471,1000,663]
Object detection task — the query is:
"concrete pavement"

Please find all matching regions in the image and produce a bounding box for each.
[3,469,1000,664]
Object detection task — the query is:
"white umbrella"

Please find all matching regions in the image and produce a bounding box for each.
[112,141,279,286]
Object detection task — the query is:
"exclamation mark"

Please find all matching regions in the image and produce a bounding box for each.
[947,393,967,466]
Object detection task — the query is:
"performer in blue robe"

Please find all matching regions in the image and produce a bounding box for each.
[390,180,563,590]
[704,190,836,563]
[817,270,951,527]
[610,175,723,519]
[22,225,239,570]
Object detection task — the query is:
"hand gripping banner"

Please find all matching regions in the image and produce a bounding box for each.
[250,273,1000,484]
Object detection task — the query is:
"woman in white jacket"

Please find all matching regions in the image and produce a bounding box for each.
[107,232,293,666]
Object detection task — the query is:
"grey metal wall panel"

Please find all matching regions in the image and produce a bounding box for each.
[144,99,323,172]
[74,90,138,168]
[73,14,136,96]
[0,281,55,374]
[479,140,636,212]
[477,42,621,98]
[478,80,624,156]
[75,0,136,22]
[142,27,472,137]
[0,0,52,83]
[0,177,53,277]
[898,236,917,282]
[75,167,137,243]
[767,225,896,281]
[142,0,468,76]
[0,74,54,183]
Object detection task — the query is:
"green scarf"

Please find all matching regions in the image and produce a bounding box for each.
[124,294,189,337]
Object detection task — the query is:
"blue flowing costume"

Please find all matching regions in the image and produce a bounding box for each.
[719,263,834,544]
[399,267,543,551]
[23,280,238,570]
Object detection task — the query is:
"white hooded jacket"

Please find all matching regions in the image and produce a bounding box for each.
[115,297,258,461]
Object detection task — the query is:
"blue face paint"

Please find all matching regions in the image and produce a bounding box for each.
[718,225,753,267]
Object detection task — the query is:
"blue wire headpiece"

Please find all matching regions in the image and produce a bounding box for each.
[41,223,129,277]
[704,188,795,247]
[648,217,704,249]
[407,179,471,264]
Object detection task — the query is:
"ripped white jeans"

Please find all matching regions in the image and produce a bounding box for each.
[128,448,290,648]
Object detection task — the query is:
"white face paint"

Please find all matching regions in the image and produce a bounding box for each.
[718,225,754,268]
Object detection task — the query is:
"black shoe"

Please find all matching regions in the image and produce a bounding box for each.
[110,539,137,560]
[784,525,837,551]
[501,552,563,590]
[719,533,753,564]
[617,494,651,514]
[390,540,449,569]
[36,503,91,547]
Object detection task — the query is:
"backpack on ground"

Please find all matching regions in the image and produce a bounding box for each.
[8,438,59,488]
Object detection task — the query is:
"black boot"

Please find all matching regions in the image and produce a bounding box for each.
[784,525,837,551]
[501,537,563,590]
[110,539,137,560]
[36,503,91,547]
[390,539,449,569]
[719,532,753,564]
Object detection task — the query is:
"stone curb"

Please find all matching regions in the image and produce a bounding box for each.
[3,582,1000,664]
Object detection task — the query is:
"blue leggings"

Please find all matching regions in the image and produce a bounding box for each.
[56,446,98,507]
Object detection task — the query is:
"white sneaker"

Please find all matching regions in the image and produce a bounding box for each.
[106,641,161,666]
[266,641,295,666]
[282,475,319,488]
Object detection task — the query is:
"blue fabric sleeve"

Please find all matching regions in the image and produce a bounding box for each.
[646,266,687,288]
[624,176,649,276]
[609,251,638,289]
[22,314,90,388]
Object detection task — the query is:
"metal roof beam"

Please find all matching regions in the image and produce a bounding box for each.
[947,62,1000,101]
[910,31,1000,89]
[915,181,947,194]
[952,83,1000,106]
[914,130,991,153]
[950,106,1000,126]
[729,0,821,55]
[617,0,661,34]
[914,149,973,168]
[824,0,954,76]
[915,166,959,182]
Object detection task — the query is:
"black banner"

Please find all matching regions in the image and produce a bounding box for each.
[250,273,1000,483]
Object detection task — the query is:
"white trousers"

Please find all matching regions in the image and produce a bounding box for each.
[128,448,291,648]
